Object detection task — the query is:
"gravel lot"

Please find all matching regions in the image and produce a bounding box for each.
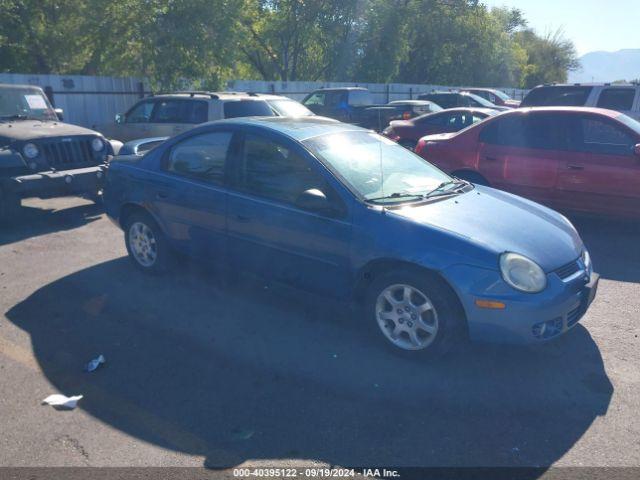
[1,197,639,473]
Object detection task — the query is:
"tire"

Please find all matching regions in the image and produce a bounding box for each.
[364,267,466,358]
[0,188,21,223]
[124,212,172,274]
[453,170,489,187]
[399,140,417,151]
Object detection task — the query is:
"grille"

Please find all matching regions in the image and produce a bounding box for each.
[41,138,96,168]
[566,305,582,328]
[555,259,581,280]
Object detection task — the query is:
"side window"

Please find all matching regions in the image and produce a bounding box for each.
[480,115,567,150]
[152,99,207,124]
[238,134,326,206]
[325,92,347,108]
[596,89,636,111]
[303,92,325,106]
[166,131,232,184]
[125,101,155,123]
[579,117,635,156]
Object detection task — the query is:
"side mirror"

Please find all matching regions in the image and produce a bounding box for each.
[54,108,64,121]
[115,113,124,124]
[296,188,335,215]
[634,143,640,157]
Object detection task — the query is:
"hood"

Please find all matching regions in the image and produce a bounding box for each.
[420,132,456,142]
[0,120,101,144]
[389,186,582,271]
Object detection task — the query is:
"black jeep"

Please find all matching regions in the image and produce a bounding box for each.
[0,84,119,221]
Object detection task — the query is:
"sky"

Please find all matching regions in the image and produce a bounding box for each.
[482,0,640,56]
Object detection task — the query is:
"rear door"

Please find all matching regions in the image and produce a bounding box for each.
[476,113,565,206]
[149,99,208,138]
[150,129,235,258]
[225,131,352,297]
[595,87,639,120]
[556,113,640,216]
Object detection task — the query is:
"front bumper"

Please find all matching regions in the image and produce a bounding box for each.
[442,263,599,344]
[3,165,106,199]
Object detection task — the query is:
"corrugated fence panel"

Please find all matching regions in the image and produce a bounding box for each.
[227,80,529,102]
[0,73,150,128]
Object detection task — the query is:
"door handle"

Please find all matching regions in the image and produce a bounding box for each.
[567,164,584,170]
[235,214,251,223]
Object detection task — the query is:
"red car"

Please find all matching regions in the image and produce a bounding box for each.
[415,107,640,219]
[382,107,498,150]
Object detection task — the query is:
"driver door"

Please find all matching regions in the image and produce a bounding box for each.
[226,132,353,297]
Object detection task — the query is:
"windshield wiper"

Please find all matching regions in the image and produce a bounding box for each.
[366,191,425,203]
[424,179,470,198]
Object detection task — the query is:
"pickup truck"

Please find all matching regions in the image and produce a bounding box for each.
[301,87,434,129]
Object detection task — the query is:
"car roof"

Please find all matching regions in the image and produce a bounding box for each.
[388,100,434,105]
[204,116,364,141]
[150,92,269,101]
[533,83,638,88]
[515,106,622,118]
[434,107,499,115]
[313,87,368,92]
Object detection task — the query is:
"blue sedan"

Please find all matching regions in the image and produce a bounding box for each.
[103,117,598,356]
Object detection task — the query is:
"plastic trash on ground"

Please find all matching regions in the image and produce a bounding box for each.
[42,394,83,409]
[85,354,105,372]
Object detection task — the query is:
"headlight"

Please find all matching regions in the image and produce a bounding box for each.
[91,137,105,152]
[23,143,39,159]
[582,249,592,275]
[500,252,547,293]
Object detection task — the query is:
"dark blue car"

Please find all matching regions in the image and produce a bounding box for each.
[103,117,598,356]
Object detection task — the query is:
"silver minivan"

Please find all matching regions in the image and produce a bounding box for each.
[521,83,640,120]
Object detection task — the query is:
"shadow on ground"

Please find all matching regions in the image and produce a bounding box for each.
[0,200,102,246]
[6,256,613,472]
[569,214,640,284]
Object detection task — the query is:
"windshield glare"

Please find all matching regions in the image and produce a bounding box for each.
[0,87,57,121]
[269,99,314,116]
[493,90,511,101]
[468,93,497,107]
[304,131,451,203]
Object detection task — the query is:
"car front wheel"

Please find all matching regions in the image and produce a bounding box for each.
[124,213,170,274]
[365,268,465,357]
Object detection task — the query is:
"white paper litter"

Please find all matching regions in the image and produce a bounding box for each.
[85,354,105,372]
[42,394,83,409]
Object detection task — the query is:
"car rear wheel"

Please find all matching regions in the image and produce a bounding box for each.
[365,268,465,357]
[124,212,171,274]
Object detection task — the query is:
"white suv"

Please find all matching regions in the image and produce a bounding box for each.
[521,83,640,120]
[98,92,313,142]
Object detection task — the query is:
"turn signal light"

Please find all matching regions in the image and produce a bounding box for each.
[475,299,506,309]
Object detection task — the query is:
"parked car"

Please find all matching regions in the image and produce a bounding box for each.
[382,107,498,150]
[259,93,318,117]
[301,87,378,125]
[415,107,640,219]
[520,83,640,120]
[361,100,442,131]
[97,91,278,142]
[417,91,509,111]
[461,88,520,108]
[104,117,598,356]
[0,83,118,221]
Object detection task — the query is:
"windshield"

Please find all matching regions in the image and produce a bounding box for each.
[303,131,452,204]
[467,93,498,108]
[616,113,640,135]
[0,87,57,121]
[268,99,314,116]
[493,90,511,101]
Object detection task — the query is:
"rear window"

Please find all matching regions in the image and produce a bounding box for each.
[596,88,636,111]
[521,86,593,107]
[151,99,208,124]
[223,100,274,118]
